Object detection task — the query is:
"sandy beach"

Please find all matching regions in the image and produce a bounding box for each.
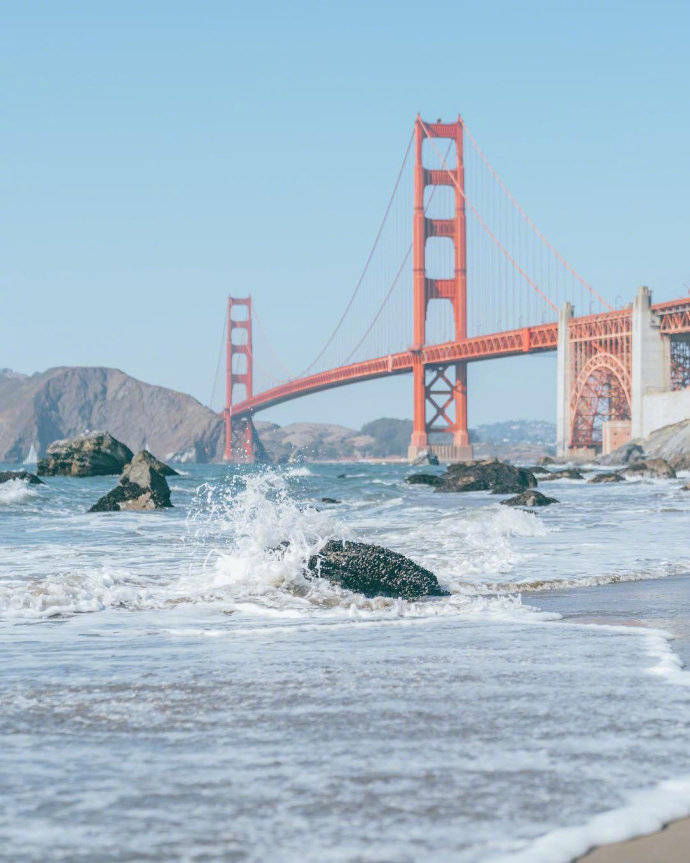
[576,816,690,861]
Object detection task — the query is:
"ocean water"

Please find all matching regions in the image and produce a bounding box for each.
[3,461,690,862]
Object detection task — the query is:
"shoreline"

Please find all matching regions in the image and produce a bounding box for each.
[575,816,690,861]
[527,574,690,862]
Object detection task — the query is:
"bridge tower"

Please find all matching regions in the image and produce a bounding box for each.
[409,115,474,463]
[223,295,255,462]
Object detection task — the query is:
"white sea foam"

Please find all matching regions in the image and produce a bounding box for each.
[644,627,690,686]
[283,465,313,477]
[4,463,690,862]
[0,479,39,505]
[493,775,690,862]
[485,565,684,594]
[358,503,551,592]
[0,472,558,624]
[0,567,158,619]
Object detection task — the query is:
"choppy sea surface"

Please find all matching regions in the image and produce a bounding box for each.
[3,461,690,862]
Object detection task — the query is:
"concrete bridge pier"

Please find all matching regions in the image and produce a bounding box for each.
[631,286,670,438]
[556,302,573,458]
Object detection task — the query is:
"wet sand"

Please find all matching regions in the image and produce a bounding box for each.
[576,815,690,861]
[537,577,690,862]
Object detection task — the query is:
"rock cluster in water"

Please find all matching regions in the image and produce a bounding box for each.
[539,468,585,481]
[307,540,448,599]
[588,472,625,484]
[623,458,676,479]
[38,432,134,477]
[90,450,174,512]
[500,489,558,507]
[405,473,444,487]
[0,470,43,485]
[524,465,552,475]
[407,459,537,495]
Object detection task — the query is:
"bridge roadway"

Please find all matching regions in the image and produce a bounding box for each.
[230,322,558,418]
[228,297,690,420]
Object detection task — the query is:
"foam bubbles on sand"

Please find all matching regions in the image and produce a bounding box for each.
[493,775,690,862]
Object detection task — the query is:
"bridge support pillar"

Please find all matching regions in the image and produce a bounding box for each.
[407,115,474,464]
[224,296,255,463]
[556,302,573,457]
[631,286,669,439]
[410,353,428,451]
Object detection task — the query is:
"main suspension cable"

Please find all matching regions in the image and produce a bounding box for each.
[463,122,612,310]
[295,129,415,378]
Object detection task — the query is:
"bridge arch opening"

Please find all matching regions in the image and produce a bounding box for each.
[569,353,631,451]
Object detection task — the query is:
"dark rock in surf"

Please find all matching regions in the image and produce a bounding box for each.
[597,442,645,466]
[38,432,133,477]
[307,540,448,599]
[438,459,537,495]
[0,470,43,485]
[670,454,690,472]
[500,489,558,507]
[129,449,178,476]
[540,468,585,481]
[588,472,625,484]
[89,451,172,512]
[623,458,676,479]
[524,465,552,475]
[405,473,444,487]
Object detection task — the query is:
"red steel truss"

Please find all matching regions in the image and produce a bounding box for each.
[568,309,633,449]
[226,298,690,455]
[655,298,690,334]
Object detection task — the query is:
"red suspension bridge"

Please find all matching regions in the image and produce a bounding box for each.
[220,115,690,462]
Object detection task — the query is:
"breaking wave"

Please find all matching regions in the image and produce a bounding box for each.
[2,467,686,627]
[0,479,39,506]
[0,472,552,624]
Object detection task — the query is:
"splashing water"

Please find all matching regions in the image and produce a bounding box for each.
[0,478,39,506]
[3,462,690,862]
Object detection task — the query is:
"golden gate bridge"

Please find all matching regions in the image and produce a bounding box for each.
[218,115,690,462]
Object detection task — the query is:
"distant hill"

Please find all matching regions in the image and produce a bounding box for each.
[471,419,556,446]
[256,417,555,462]
[0,367,225,463]
[0,366,556,464]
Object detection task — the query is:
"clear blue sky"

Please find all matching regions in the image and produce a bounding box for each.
[2,0,688,429]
